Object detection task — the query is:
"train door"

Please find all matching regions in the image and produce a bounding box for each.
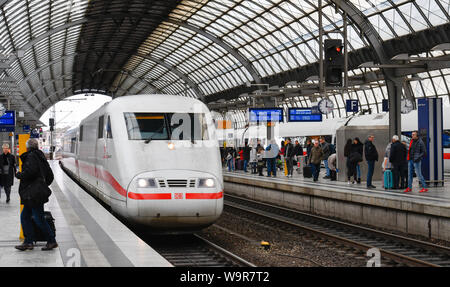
[95,115,110,202]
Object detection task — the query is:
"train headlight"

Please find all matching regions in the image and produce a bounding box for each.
[168,142,175,150]
[137,178,157,188]
[198,178,215,188]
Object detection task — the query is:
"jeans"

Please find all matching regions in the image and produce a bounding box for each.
[356,163,361,179]
[21,204,56,244]
[0,185,11,199]
[311,163,321,181]
[366,160,375,187]
[267,158,276,176]
[227,159,235,171]
[408,160,427,189]
[323,159,330,177]
[244,160,248,172]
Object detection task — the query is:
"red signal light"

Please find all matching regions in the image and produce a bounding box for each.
[336,46,342,53]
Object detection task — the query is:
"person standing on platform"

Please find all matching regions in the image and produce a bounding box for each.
[405,131,428,193]
[364,135,379,189]
[0,144,16,203]
[308,140,323,182]
[293,140,303,166]
[400,141,409,189]
[346,139,361,184]
[305,139,312,164]
[319,137,331,179]
[243,143,251,173]
[15,138,57,251]
[249,144,257,174]
[353,137,364,184]
[264,139,279,178]
[284,138,294,178]
[390,135,407,189]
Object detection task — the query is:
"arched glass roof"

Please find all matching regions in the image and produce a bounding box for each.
[0,0,449,125]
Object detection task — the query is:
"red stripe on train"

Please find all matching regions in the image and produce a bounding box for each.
[185,191,224,199]
[128,192,172,200]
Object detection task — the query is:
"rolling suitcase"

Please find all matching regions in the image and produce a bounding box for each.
[32,211,56,242]
[303,165,312,178]
[384,170,393,189]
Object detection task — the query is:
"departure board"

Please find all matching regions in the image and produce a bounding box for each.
[288,108,322,122]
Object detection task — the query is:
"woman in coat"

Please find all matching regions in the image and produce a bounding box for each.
[0,143,16,203]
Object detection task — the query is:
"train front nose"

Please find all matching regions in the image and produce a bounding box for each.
[126,170,223,230]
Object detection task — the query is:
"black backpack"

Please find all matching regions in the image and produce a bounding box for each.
[34,152,54,186]
[41,159,54,186]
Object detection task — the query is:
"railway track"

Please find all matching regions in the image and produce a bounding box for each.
[143,234,256,267]
[224,194,450,267]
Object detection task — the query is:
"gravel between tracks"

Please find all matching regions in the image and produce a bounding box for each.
[198,210,368,267]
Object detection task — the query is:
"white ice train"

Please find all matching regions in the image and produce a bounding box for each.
[219,110,450,172]
[60,94,223,232]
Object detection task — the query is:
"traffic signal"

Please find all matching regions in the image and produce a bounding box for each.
[324,39,344,87]
[39,127,43,138]
[49,118,54,131]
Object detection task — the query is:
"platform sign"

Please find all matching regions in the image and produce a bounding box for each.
[0,126,14,132]
[418,98,444,186]
[346,100,359,113]
[288,108,322,122]
[30,128,39,138]
[22,125,30,132]
[248,108,283,123]
[0,110,15,126]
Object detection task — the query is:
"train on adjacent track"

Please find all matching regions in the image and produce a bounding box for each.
[60,94,223,233]
[217,110,450,172]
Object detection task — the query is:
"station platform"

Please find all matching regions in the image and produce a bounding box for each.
[223,168,450,242]
[0,161,172,267]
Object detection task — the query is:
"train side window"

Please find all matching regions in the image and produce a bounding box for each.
[70,137,76,153]
[106,116,113,138]
[98,115,104,139]
[79,125,84,142]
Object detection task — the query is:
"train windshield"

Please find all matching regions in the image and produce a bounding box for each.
[124,112,209,141]
[124,113,169,140]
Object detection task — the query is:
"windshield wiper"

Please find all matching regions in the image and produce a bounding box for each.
[144,125,165,144]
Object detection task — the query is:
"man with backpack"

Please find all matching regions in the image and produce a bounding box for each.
[15,138,57,251]
[0,143,16,203]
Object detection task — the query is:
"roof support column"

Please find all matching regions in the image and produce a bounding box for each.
[387,79,402,139]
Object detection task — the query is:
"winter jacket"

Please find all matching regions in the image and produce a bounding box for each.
[293,144,303,157]
[320,142,331,160]
[364,140,379,161]
[390,141,407,166]
[308,146,324,165]
[328,153,337,171]
[349,143,363,164]
[284,143,295,158]
[243,146,251,161]
[16,149,49,206]
[0,152,16,187]
[408,138,426,162]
